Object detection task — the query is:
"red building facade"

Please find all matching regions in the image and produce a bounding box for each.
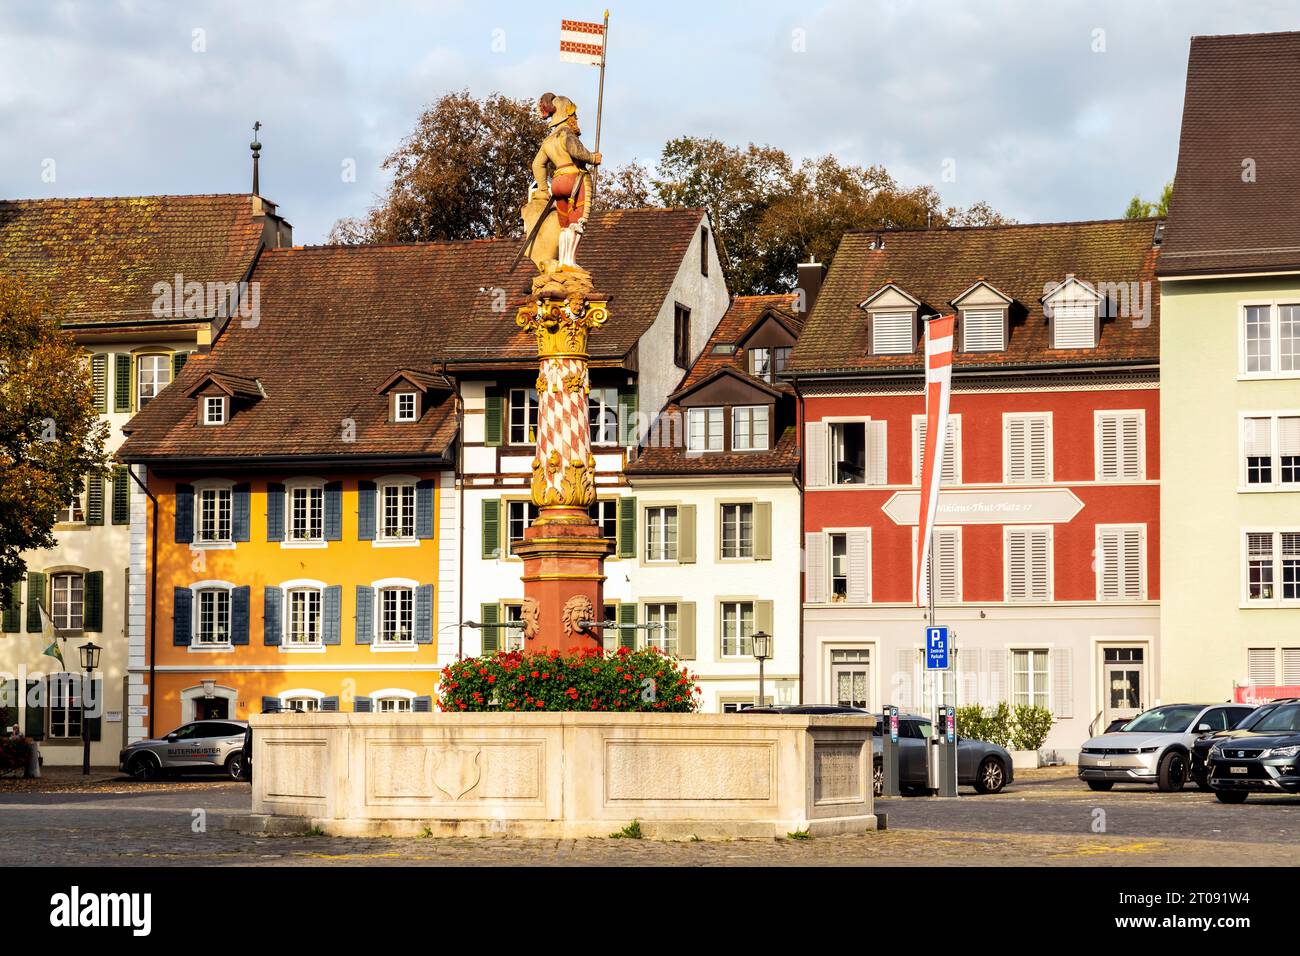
[787,220,1163,756]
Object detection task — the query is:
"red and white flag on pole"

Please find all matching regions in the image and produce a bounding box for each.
[915,313,956,606]
[560,18,606,65]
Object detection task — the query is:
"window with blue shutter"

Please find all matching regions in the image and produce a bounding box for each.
[174,484,194,544]
[353,696,372,713]
[263,587,282,646]
[324,482,343,541]
[232,484,250,541]
[323,585,342,645]
[266,483,285,541]
[354,586,373,644]
[230,586,250,645]
[261,696,280,714]
[320,696,339,712]
[173,587,192,646]
[415,584,433,644]
[412,695,433,712]
[415,480,435,539]
[358,480,376,540]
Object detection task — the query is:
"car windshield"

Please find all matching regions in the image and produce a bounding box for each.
[1121,705,1203,733]
[1248,704,1300,734]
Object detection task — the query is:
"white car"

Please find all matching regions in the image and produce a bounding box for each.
[1077,703,1255,792]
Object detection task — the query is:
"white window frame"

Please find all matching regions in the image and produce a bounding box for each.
[1094,524,1148,601]
[371,577,419,647]
[719,502,754,560]
[1002,412,1053,484]
[911,414,962,485]
[284,478,327,546]
[189,580,235,648]
[870,310,915,355]
[56,482,86,524]
[394,391,418,422]
[376,476,418,542]
[1003,525,1054,603]
[48,675,85,739]
[1240,528,1300,607]
[719,600,755,658]
[280,578,327,647]
[508,388,539,445]
[644,505,679,563]
[1238,411,1300,491]
[589,498,618,539]
[644,602,679,656]
[137,353,172,407]
[372,688,417,712]
[50,571,85,632]
[961,307,1006,352]
[588,385,620,446]
[1009,647,1052,710]
[202,395,227,425]
[1094,410,1146,482]
[731,405,769,452]
[193,478,235,546]
[506,499,538,544]
[279,689,325,712]
[825,416,877,487]
[1239,300,1300,380]
[686,406,724,453]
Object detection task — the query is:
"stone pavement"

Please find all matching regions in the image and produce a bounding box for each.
[0,768,1294,866]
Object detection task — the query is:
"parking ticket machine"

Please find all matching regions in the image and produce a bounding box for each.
[928,705,959,797]
[880,705,900,797]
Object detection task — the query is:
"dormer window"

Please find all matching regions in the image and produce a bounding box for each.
[732,406,769,451]
[687,407,724,453]
[203,396,227,425]
[1043,276,1103,350]
[748,346,791,383]
[394,392,418,422]
[870,311,914,354]
[961,309,1005,351]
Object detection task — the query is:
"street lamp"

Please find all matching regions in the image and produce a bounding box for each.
[751,631,772,708]
[78,641,101,776]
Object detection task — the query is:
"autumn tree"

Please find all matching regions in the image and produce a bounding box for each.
[1124,181,1173,219]
[0,274,108,596]
[330,91,547,244]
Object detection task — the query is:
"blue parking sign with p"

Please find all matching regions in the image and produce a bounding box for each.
[926,626,949,670]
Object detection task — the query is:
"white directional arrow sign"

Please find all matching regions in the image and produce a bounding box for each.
[881,488,1085,526]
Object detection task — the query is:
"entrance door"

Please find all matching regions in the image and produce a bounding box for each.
[1102,647,1145,729]
[830,648,870,709]
[194,697,229,720]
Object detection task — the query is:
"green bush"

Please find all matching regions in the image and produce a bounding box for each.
[954,702,1013,749]
[1011,705,1054,751]
[0,736,32,775]
[438,646,700,712]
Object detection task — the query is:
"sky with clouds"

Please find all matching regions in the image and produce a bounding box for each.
[2,0,1297,243]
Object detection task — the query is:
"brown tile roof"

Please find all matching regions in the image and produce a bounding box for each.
[627,294,801,478]
[185,371,264,401]
[119,208,706,464]
[786,219,1161,376]
[0,194,267,325]
[1159,31,1300,276]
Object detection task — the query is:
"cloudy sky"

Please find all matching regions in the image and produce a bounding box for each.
[2,0,1296,242]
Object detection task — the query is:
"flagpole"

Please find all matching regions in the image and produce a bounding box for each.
[590,10,609,200]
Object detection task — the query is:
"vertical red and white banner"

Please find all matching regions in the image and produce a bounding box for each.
[915,314,956,606]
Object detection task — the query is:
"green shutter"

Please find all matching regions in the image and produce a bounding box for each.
[113,353,132,413]
[481,499,502,559]
[1,579,21,633]
[85,474,104,526]
[83,571,103,632]
[26,572,46,632]
[480,603,500,655]
[111,467,130,524]
[618,602,637,650]
[617,496,636,559]
[172,351,190,378]
[24,679,45,739]
[484,388,504,446]
[91,354,108,413]
[618,386,639,446]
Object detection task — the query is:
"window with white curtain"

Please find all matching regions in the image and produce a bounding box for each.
[1011,649,1050,708]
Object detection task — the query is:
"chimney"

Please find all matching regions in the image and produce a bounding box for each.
[796,260,827,317]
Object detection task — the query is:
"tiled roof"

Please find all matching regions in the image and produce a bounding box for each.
[119,208,706,464]
[185,371,264,400]
[627,294,801,478]
[786,219,1161,376]
[0,194,267,325]
[1159,31,1300,276]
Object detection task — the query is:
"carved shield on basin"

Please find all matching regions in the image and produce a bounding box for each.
[433,747,483,800]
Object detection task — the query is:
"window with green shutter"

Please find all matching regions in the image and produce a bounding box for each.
[91,354,108,412]
[111,467,130,524]
[484,388,504,446]
[172,350,190,378]
[617,496,636,558]
[481,499,502,559]
[618,386,638,446]
[480,602,500,654]
[85,474,104,526]
[113,353,132,413]
[617,601,637,650]
[26,572,46,632]
[1,579,21,633]
[83,571,103,632]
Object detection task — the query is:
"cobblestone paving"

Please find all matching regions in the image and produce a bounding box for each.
[1,768,1294,866]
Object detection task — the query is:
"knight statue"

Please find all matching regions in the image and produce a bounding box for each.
[523,92,602,274]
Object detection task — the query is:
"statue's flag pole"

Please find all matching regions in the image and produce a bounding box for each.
[560,13,609,191]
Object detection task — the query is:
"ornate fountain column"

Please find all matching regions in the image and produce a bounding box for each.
[511,291,613,653]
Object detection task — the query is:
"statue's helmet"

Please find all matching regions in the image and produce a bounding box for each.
[538,92,556,119]
[547,95,578,128]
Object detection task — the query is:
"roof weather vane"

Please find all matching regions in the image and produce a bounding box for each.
[250,121,262,195]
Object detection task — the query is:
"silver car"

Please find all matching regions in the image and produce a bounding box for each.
[1078,703,1254,792]
[118,720,249,781]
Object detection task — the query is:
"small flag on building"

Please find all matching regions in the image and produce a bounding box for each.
[38,604,66,668]
[916,313,956,607]
[560,18,606,66]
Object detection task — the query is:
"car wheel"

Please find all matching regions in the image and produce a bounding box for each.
[973,756,1007,794]
[872,759,883,797]
[225,752,245,781]
[1086,780,1114,792]
[1157,751,1188,792]
[1215,790,1249,804]
[127,753,161,782]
